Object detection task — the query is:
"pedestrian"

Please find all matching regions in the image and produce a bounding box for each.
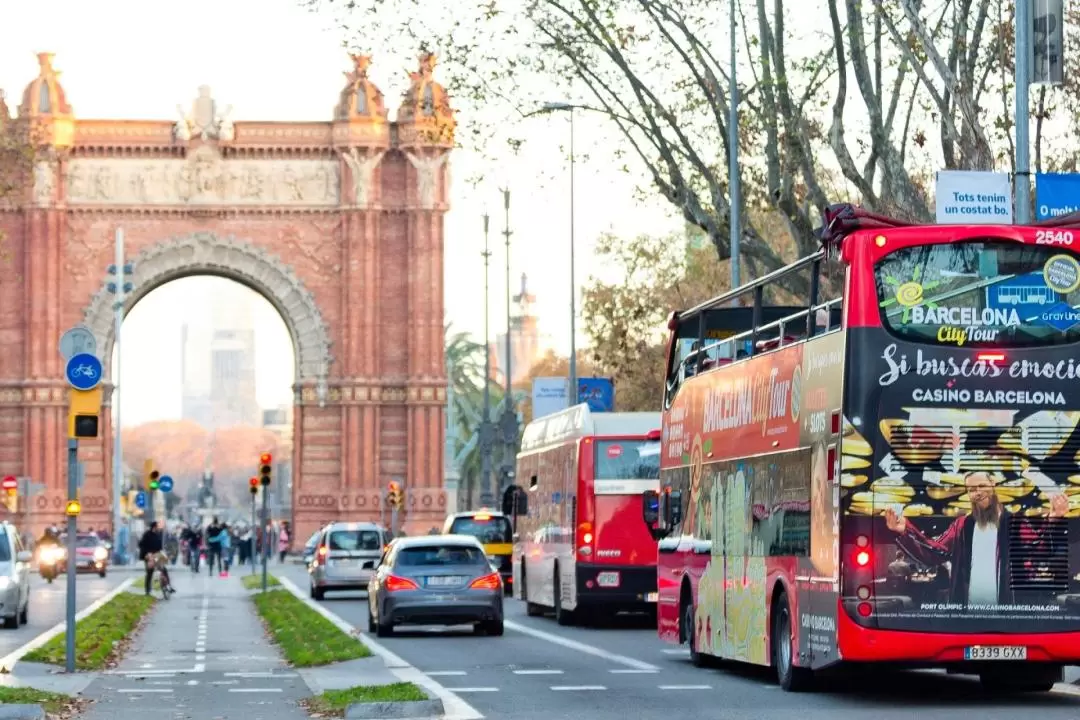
[278,521,291,563]
[205,517,223,574]
[219,523,232,577]
[138,522,164,596]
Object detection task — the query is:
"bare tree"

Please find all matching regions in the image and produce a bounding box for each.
[0,93,39,264]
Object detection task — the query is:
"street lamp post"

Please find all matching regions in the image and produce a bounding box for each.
[106,229,133,563]
[479,214,495,508]
[540,101,578,406]
[728,0,741,289]
[498,190,518,497]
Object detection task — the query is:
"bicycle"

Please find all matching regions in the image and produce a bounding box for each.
[152,552,175,600]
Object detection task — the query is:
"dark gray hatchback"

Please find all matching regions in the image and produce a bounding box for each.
[367,535,504,637]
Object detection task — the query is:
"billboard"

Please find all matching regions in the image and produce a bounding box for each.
[531,377,568,420]
[577,377,615,412]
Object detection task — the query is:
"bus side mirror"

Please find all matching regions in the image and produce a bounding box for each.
[642,490,659,526]
[669,491,684,526]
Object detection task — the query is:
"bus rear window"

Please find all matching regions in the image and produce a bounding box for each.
[595,440,661,480]
[876,240,1080,348]
[449,516,512,544]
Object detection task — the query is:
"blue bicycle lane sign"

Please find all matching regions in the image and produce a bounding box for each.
[65,352,103,391]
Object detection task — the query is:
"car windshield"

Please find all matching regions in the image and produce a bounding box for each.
[395,545,485,567]
[448,516,512,544]
[328,530,382,551]
[76,536,99,548]
[0,534,9,562]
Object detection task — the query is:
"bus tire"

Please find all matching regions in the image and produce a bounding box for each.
[772,590,813,692]
[554,570,574,626]
[521,561,543,616]
[682,595,706,667]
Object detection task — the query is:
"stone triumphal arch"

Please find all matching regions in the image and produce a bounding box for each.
[0,52,454,539]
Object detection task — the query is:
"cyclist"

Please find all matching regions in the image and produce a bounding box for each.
[138,522,164,596]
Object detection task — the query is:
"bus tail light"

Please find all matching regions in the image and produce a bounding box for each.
[977,351,1005,364]
[827,447,836,484]
[577,524,593,556]
[854,535,871,567]
[385,575,419,592]
[856,585,872,600]
[831,411,840,435]
[857,602,873,617]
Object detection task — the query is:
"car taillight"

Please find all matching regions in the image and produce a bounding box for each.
[315,546,328,564]
[468,572,501,590]
[385,575,419,592]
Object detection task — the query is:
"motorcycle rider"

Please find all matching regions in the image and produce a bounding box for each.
[36,527,62,579]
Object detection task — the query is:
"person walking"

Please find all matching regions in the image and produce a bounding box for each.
[205,518,223,575]
[138,522,164,596]
[219,523,232,577]
[277,521,291,563]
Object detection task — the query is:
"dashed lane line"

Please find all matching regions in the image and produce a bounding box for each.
[229,688,284,693]
[551,685,607,691]
[427,671,468,676]
[610,669,660,674]
[513,669,564,675]
[659,685,712,690]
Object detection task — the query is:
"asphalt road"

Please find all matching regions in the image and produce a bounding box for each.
[0,570,131,661]
[277,563,1080,719]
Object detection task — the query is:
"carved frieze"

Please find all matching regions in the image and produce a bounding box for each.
[404,151,448,210]
[63,147,341,207]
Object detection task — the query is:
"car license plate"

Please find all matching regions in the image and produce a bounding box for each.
[596,571,620,588]
[964,646,1027,661]
[646,592,658,602]
[426,576,460,587]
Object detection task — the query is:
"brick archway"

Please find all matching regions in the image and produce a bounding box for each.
[0,52,455,541]
[82,232,333,383]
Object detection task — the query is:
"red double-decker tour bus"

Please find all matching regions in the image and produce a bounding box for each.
[645,204,1080,692]
[513,404,661,624]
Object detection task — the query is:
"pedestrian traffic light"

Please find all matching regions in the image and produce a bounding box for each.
[67,387,103,439]
[387,481,403,509]
[259,453,272,486]
[145,459,159,491]
[249,477,258,496]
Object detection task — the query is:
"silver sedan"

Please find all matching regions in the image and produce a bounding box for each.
[367,534,504,637]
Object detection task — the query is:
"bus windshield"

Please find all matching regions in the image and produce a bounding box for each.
[876,240,1080,348]
[595,440,661,480]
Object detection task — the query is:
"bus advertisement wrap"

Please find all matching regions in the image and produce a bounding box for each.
[842,327,1080,633]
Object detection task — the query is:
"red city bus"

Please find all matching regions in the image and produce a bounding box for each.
[644,204,1080,692]
[512,403,661,625]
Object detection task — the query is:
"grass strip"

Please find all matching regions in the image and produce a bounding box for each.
[252,589,371,667]
[0,687,71,713]
[306,682,428,714]
[21,590,155,671]
[241,574,281,590]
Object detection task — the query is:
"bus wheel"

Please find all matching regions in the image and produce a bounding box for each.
[522,562,543,617]
[682,599,706,667]
[772,591,813,692]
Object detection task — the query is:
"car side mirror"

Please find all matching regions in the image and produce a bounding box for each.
[16,551,31,563]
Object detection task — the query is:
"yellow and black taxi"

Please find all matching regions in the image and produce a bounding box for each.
[442,510,514,592]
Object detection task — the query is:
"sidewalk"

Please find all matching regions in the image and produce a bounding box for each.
[76,571,311,720]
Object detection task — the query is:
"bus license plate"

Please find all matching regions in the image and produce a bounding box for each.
[964,646,1027,661]
[646,592,658,602]
[596,572,620,588]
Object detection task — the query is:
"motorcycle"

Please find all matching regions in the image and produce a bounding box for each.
[37,545,65,583]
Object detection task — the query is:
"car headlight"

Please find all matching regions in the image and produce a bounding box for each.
[93,547,108,560]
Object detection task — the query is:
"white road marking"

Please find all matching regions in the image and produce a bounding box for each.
[609,669,659,674]
[186,680,199,686]
[225,672,295,678]
[118,689,173,694]
[277,575,484,720]
[662,649,688,655]
[504,620,659,671]
[551,685,607,691]
[0,577,136,672]
[659,685,711,690]
[513,669,563,675]
[447,687,499,693]
[211,681,239,686]
[193,663,206,673]
[229,688,283,693]
[140,663,154,668]
[426,671,468,676]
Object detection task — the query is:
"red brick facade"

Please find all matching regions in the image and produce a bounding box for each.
[0,52,453,540]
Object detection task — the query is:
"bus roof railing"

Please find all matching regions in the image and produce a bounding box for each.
[677,250,826,320]
[815,202,1080,247]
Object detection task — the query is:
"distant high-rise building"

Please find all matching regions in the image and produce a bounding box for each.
[179,283,260,430]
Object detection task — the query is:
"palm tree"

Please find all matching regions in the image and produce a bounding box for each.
[445,326,505,508]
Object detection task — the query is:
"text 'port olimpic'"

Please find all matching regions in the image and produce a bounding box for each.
[0,51,455,540]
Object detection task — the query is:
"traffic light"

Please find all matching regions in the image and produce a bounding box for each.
[249,477,258,496]
[68,387,103,439]
[259,453,272,487]
[145,459,159,491]
[387,481,403,509]
[2,476,15,513]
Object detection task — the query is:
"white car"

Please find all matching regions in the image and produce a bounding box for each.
[0,522,32,628]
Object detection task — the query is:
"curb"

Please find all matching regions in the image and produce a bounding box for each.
[344,699,445,719]
[0,705,44,719]
[0,577,135,672]
[276,576,482,720]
